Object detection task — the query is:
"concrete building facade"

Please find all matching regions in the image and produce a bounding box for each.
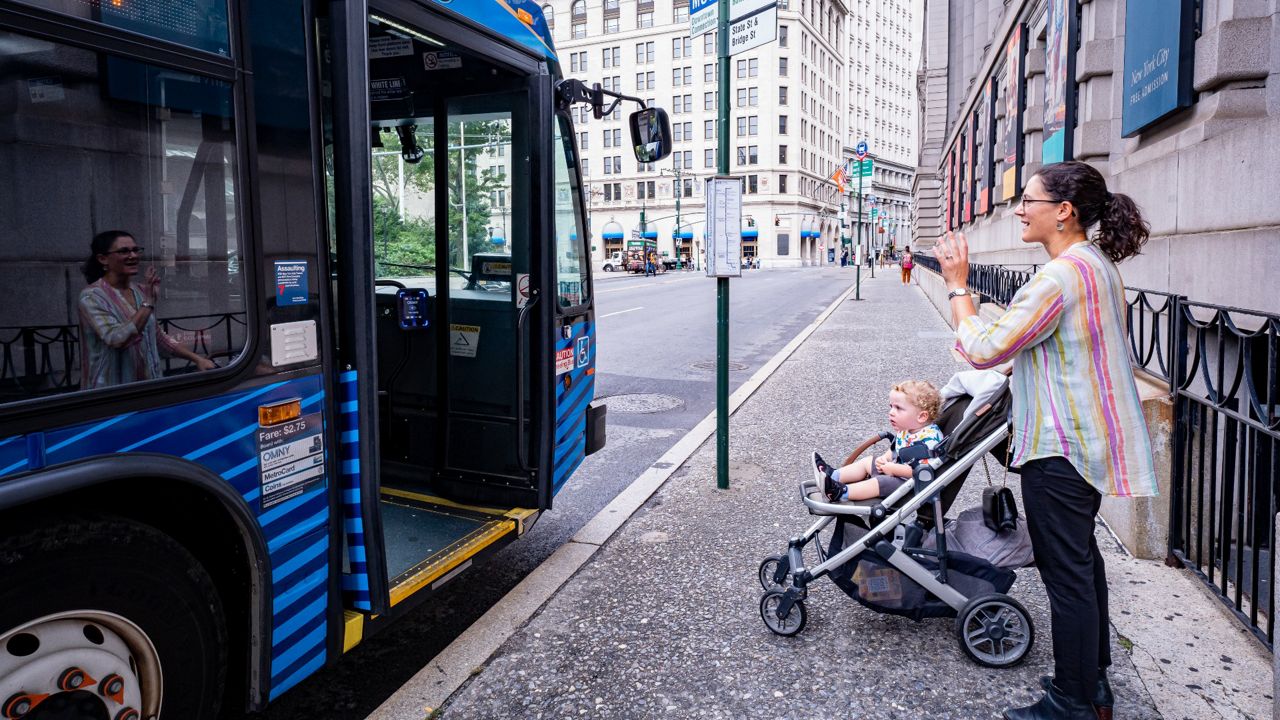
[912,0,1279,315]
[843,0,920,260]
[544,0,849,268]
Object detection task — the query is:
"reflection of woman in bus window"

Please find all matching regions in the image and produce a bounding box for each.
[78,231,215,390]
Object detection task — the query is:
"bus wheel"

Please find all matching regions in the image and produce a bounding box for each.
[0,517,227,719]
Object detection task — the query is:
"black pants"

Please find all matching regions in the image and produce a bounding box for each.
[1020,456,1111,703]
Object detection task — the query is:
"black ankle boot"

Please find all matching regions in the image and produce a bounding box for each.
[1039,673,1113,719]
[1004,681,1097,720]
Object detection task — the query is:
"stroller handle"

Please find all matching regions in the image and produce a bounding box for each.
[841,430,895,467]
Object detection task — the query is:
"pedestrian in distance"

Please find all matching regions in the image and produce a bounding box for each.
[936,160,1158,720]
[900,246,914,284]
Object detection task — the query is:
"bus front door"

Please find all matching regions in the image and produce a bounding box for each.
[330,7,556,613]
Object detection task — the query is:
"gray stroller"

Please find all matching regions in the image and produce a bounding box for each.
[757,373,1036,669]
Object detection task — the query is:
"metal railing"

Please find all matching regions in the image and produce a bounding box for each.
[0,312,247,399]
[1168,300,1278,648]
[916,256,1276,646]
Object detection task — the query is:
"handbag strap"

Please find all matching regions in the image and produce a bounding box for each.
[983,450,1013,488]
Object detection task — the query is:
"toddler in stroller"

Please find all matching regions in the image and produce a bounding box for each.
[813,379,945,503]
[758,370,1036,669]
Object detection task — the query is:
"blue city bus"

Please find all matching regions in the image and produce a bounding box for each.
[0,0,669,717]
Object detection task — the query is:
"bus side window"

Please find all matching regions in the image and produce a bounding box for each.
[0,30,248,402]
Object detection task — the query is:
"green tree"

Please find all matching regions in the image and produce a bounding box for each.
[370,120,511,275]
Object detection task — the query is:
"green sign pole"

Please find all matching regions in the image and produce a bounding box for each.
[715,0,730,490]
[855,160,863,299]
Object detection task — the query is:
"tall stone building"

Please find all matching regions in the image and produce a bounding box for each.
[912,0,1278,313]
[843,0,920,258]
[544,0,848,267]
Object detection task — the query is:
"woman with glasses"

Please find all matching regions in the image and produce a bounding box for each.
[78,230,216,390]
[936,162,1158,720]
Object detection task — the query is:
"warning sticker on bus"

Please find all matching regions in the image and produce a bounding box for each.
[257,412,325,509]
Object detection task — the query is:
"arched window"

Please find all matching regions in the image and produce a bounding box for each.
[571,0,586,19]
[542,4,554,27]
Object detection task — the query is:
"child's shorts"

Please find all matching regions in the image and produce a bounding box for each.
[873,465,908,497]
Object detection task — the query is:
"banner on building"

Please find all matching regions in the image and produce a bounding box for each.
[944,149,954,232]
[1000,24,1027,201]
[968,109,979,221]
[1122,0,1197,137]
[1042,0,1078,163]
[977,77,995,216]
[959,130,971,224]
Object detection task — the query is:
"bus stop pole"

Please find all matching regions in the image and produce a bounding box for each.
[715,0,730,490]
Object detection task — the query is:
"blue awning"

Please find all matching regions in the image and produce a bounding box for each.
[641,231,658,239]
[490,236,506,246]
[601,232,625,240]
[673,231,694,240]
[741,228,759,238]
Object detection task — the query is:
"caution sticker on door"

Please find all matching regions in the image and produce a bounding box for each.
[449,323,480,357]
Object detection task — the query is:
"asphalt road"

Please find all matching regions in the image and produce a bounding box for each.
[242,265,856,719]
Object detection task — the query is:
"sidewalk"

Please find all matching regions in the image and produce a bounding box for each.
[376,273,1272,719]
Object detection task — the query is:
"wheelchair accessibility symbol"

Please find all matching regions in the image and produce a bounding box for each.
[575,336,590,368]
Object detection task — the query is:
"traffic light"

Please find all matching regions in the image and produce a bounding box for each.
[774,215,780,226]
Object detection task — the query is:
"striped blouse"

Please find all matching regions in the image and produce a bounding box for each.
[954,242,1157,498]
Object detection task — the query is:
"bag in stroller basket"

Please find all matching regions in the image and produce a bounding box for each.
[827,518,1014,622]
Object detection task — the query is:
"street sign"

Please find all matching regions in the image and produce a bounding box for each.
[690,0,718,37]
[705,176,742,278]
[857,158,873,178]
[871,208,879,221]
[729,5,777,55]
[866,194,877,204]
[729,0,774,20]
[854,139,869,160]
[630,228,640,240]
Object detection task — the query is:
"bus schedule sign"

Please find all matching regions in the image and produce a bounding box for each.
[258,413,325,509]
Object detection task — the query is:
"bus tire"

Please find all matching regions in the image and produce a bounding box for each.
[0,515,227,719]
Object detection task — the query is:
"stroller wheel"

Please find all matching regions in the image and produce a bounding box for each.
[758,555,789,591]
[759,590,807,637]
[955,593,1035,668]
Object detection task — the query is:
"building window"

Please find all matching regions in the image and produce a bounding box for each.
[602,46,620,67]
[603,17,618,33]
[636,41,655,63]
[748,116,758,135]
[637,11,653,27]
[779,115,788,134]
[779,144,787,163]
[637,180,656,199]
[704,63,714,82]
[779,24,788,47]
[747,174,758,193]
[543,4,554,28]
[572,22,587,38]
[779,174,788,193]
[705,148,715,167]
[674,4,689,22]
[571,0,586,19]
[672,36,692,58]
[747,145,758,164]
[704,32,715,54]
[779,86,788,105]
[736,146,746,165]
[578,131,588,150]
[779,57,788,76]
[736,117,747,136]
[705,120,715,139]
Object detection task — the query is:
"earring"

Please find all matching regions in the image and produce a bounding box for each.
[1056,221,1065,231]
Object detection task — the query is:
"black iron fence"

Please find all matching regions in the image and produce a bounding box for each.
[0,312,246,400]
[917,257,1276,647]
[1169,301,1278,648]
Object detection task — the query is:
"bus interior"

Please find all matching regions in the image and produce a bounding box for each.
[329,8,555,609]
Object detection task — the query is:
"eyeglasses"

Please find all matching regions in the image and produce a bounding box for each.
[1018,197,1062,209]
[107,247,145,256]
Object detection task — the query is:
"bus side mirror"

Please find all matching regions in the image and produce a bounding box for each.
[629,107,672,164]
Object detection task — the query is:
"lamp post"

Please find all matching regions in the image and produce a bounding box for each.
[660,168,689,269]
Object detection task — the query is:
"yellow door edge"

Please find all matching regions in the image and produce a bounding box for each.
[388,519,517,607]
[343,610,365,653]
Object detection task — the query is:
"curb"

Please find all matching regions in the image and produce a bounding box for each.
[366,278,863,719]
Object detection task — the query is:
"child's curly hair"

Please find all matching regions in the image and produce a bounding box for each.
[892,380,942,422]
